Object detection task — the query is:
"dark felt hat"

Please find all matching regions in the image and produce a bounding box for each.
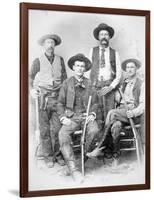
[68,54,92,72]
[122,58,141,71]
[38,34,61,46]
[93,23,114,40]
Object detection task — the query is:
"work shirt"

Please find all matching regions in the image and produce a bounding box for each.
[120,77,145,117]
[89,46,121,88]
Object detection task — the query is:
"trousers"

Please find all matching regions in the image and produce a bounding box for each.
[104,106,144,153]
[59,119,99,170]
[36,95,61,158]
[95,79,116,122]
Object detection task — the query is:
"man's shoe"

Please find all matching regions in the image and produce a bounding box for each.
[56,156,66,166]
[86,146,106,158]
[111,152,120,168]
[72,170,84,183]
[44,157,54,168]
[36,159,46,169]
[112,158,119,168]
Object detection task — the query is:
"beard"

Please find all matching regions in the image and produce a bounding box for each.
[46,47,54,55]
[47,47,54,52]
[100,38,109,47]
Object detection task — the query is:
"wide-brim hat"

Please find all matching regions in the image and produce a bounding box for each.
[68,54,92,72]
[122,58,141,71]
[38,34,61,46]
[93,23,114,40]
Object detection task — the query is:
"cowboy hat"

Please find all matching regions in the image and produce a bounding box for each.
[68,54,92,72]
[38,34,61,46]
[122,58,141,71]
[93,23,114,40]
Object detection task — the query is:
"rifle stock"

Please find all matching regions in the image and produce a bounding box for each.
[81,96,92,176]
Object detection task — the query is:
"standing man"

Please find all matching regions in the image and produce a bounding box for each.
[57,54,99,182]
[29,34,67,168]
[87,59,145,165]
[89,23,122,121]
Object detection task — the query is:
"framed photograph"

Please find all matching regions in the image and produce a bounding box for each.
[20,2,150,197]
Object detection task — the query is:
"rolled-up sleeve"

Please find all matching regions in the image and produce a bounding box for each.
[89,48,93,62]
[110,51,122,88]
[132,82,145,117]
[29,58,40,89]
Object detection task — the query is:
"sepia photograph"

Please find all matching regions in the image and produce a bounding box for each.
[20,3,150,197]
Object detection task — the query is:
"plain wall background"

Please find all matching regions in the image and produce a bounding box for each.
[29,10,145,78]
[0,0,153,199]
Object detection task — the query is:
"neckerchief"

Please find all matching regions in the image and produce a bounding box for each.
[74,77,86,88]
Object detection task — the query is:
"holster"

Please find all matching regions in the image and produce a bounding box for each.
[39,87,59,110]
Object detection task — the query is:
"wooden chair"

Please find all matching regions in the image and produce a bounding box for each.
[119,123,144,165]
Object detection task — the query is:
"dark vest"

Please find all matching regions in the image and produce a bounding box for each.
[90,46,116,84]
[66,77,91,110]
[122,78,142,107]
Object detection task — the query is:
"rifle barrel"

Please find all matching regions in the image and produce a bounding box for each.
[119,89,142,165]
[81,95,92,176]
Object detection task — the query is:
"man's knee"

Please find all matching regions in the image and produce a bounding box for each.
[105,109,118,125]
[108,109,117,119]
[58,125,72,146]
[111,121,122,140]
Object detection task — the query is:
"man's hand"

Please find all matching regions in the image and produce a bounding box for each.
[126,110,134,118]
[86,114,95,123]
[99,86,113,96]
[61,117,72,126]
[30,88,40,99]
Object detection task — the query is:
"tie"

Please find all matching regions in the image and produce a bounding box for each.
[100,48,105,68]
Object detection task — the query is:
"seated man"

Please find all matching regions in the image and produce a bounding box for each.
[87,58,145,166]
[57,54,99,183]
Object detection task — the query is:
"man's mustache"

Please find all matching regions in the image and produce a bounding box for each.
[47,47,54,51]
[100,38,108,43]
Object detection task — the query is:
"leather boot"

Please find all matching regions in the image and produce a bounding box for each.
[61,144,84,183]
[44,156,55,168]
[67,160,84,183]
[112,152,120,168]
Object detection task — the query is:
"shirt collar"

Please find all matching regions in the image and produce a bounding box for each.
[99,46,109,52]
[45,52,54,60]
[125,77,137,85]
